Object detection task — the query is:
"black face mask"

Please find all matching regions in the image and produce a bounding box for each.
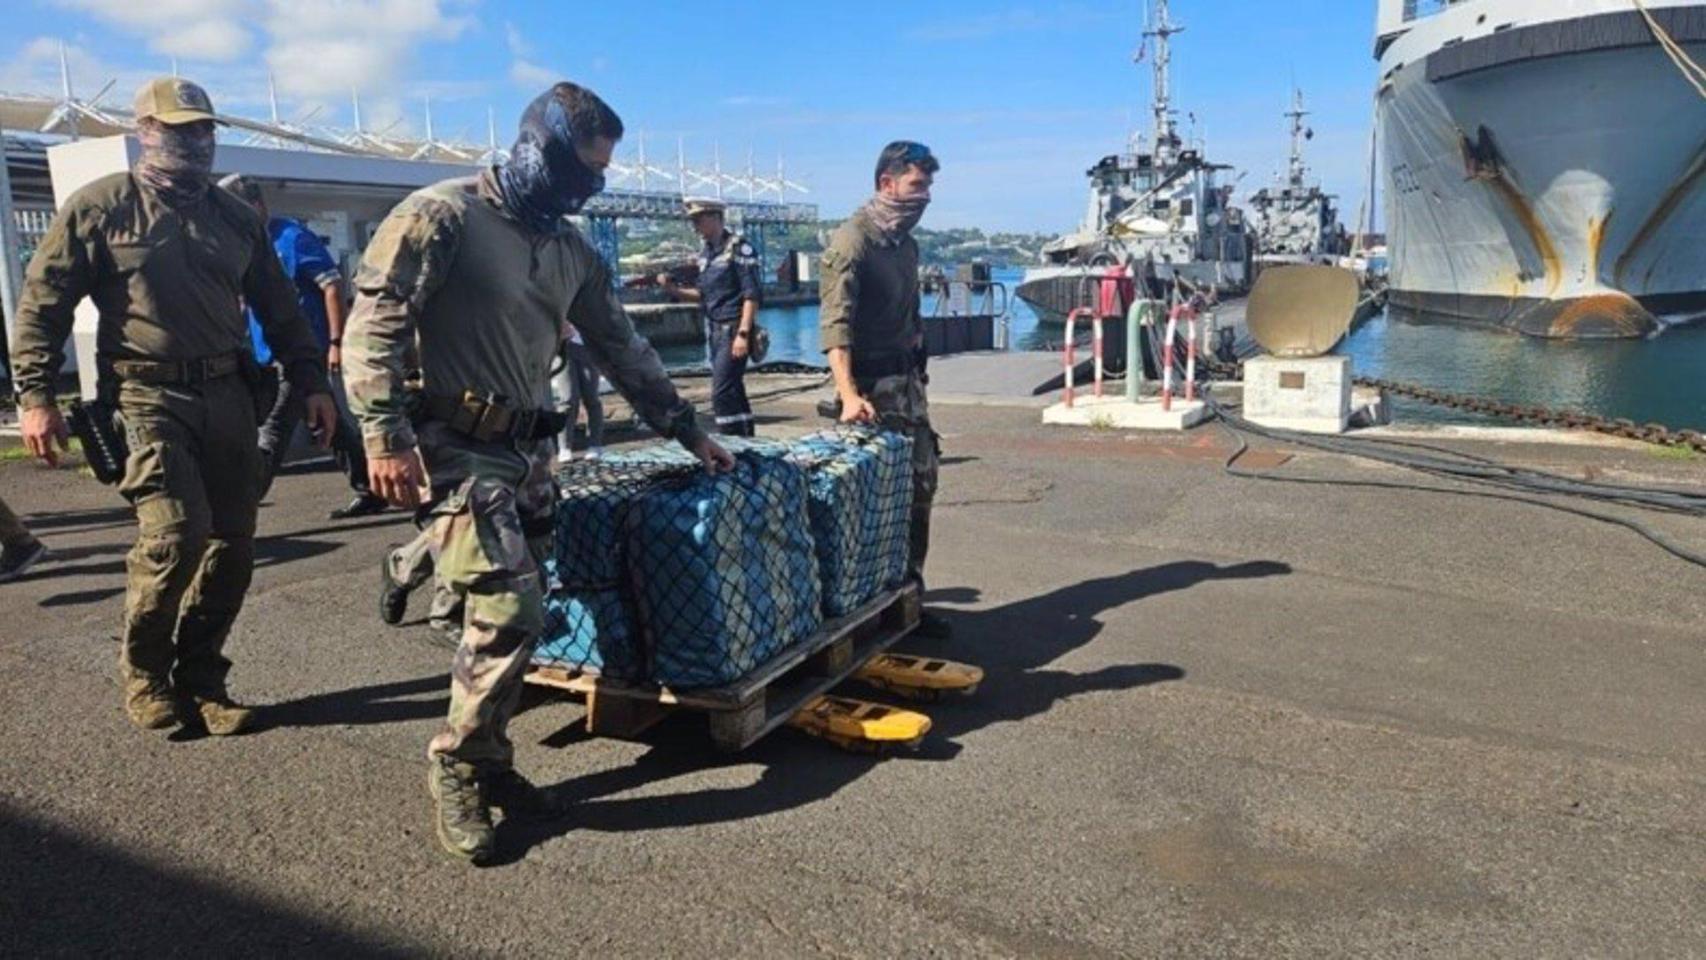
[496,89,607,233]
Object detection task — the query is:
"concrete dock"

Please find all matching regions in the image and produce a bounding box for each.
[1,373,1703,957]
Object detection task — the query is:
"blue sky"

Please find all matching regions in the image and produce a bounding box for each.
[1,1,1382,232]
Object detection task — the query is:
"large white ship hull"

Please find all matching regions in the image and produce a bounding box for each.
[1378,2,1706,339]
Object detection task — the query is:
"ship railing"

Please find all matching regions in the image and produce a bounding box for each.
[921,277,1009,355]
[921,277,1009,320]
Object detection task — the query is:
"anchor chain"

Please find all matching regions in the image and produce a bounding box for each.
[1195,355,1706,454]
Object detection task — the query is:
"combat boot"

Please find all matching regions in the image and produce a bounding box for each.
[190,695,256,736]
[480,766,564,819]
[379,553,409,626]
[428,757,495,864]
[124,679,182,731]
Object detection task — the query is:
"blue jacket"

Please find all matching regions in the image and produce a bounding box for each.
[249,218,341,364]
[695,230,762,324]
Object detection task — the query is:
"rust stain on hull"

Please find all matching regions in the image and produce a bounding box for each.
[1463,128,1562,299]
[1542,292,1655,339]
[1586,212,1610,282]
[1614,138,1706,288]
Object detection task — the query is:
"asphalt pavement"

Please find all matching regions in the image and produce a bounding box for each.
[1,392,1702,958]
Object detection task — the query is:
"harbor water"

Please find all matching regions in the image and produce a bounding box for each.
[662,267,1705,432]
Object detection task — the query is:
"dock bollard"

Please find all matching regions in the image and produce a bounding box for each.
[1062,307,1104,408]
[1126,300,1161,403]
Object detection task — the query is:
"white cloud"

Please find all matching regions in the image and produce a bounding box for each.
[0,36,155,103]
[264,0,476,98]
[504,20,558,91]
[509,59,557,90]
[51,0,258,62]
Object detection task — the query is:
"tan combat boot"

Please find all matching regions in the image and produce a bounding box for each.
[124,678,182,731]
[428,757,495,865]
[190,695,256,737]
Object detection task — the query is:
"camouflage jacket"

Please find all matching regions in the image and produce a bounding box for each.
[344,170,705,483]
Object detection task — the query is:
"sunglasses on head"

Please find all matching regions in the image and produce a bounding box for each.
[899,142,933,165]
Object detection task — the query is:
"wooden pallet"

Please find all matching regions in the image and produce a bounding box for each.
[525,583,922,752]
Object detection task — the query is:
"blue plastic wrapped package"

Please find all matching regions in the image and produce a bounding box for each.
[791,429,914,616]
[534,587,643,680]
[534,459,696,680]
[626,453,823,688]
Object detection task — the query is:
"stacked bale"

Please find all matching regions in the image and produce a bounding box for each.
[533,430,912,689]
[790,429,914,617]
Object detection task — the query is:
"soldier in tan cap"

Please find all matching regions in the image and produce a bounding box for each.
[9,77,338,735]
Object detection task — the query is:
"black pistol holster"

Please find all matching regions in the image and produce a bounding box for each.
[67,396,129,486]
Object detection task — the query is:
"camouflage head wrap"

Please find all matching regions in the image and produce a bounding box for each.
[864,191,930,242]
[495,89,607,233]
[134,117,215,206]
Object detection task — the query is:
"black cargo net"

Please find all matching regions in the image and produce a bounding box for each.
[788,428,914,617]
[536,431,913,690]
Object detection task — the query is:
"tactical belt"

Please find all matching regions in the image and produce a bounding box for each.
[420,391,567,444]
[851,350,917,380]
[112,352,243,386]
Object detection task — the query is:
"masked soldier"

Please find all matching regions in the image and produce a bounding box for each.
[345,81,732,865]
[659,198,762,436]
[819,140,951,640]
[10,78,336,733]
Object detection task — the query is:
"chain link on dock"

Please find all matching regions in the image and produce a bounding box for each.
[1197,355,1706,454]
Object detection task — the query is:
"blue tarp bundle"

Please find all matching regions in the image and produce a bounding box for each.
[625,454,822,687]
[533,431,911,688]
[535,461,691,681]
[536,587,641,679]
[791,429,914,617]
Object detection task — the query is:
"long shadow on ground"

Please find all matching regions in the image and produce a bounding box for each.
[497,559,1289,863]
[0,802,415,957]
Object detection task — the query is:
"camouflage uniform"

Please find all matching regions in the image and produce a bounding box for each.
[819,208,936,580]
[344,171,705,770]
[9,172,327,708]
[384,527,461,627]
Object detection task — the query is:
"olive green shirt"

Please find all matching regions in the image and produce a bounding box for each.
[343,170,704,475]
[817,208,921,357]
[8,172,328,409]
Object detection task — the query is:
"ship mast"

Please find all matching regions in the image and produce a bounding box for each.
[1285,87,1309,190]
[1143,0,1183,166]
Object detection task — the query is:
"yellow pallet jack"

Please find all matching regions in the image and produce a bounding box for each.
[786,695,932,753]
[854,654,984,702]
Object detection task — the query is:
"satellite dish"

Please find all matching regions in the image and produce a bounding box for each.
[1246,264,1359,358]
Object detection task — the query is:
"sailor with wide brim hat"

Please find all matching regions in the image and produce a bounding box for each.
[683,196,727,220]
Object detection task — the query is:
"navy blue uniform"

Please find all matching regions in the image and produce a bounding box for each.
[697,230,763,436]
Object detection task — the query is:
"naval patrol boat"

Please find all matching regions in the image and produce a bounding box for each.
[1376,0,1706,339]
[1017,0,1252,325]
[1248,89,1349,268]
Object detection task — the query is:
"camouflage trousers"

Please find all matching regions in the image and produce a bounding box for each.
[422,439,557,768]
[858,371,937,582]
[386,527,462,627]
[115,377,261,697]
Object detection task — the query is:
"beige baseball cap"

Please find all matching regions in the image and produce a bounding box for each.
[133,77,219,125]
